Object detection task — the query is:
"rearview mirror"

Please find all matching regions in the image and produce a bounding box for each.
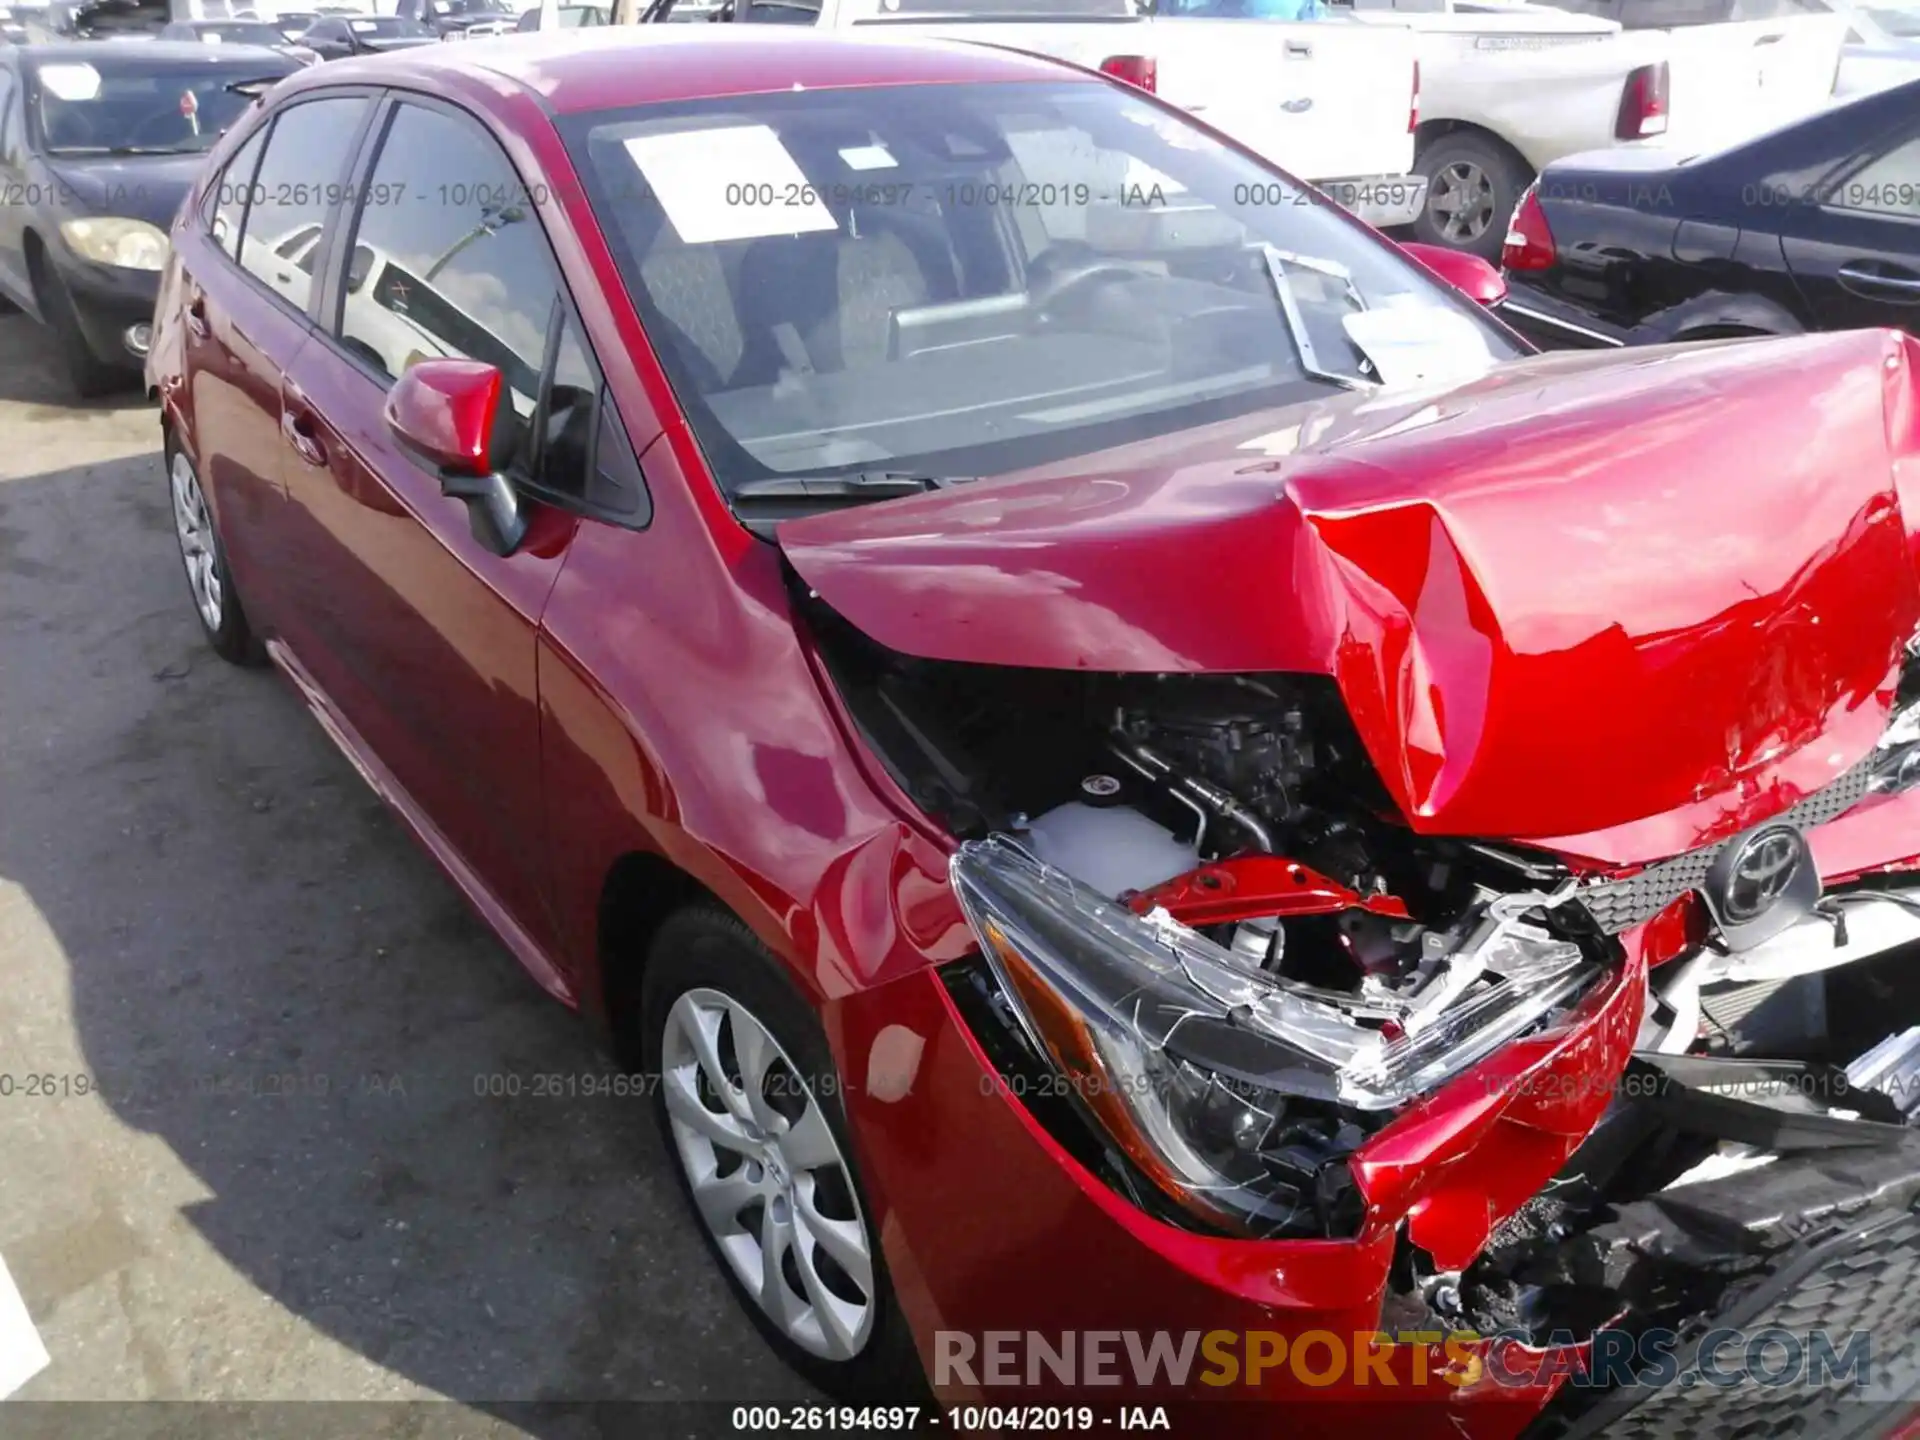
[384,358,528,556]
[1398,242,1508,307]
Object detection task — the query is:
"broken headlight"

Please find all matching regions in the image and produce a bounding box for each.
[951,836,1599,1236]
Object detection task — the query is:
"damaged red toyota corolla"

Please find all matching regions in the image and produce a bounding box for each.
[149,27,1920,1437]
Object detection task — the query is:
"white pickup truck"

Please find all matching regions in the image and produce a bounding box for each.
[1324,0,1847,256]
[627,0,1430,228]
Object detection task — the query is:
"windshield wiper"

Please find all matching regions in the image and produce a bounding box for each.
[733,471,975,501]
[1260,244,1375,392]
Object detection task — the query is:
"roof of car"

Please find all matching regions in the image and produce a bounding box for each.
[304,27,1085,115]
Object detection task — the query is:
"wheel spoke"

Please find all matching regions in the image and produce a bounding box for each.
[778,1097,838,1172]
[691,1165,761,1236]
[729,1004,789,1135]
[759,1201,796,1330]
[792,1206,866,1357]
[795,1176,872,1299]
[679,1000,750,1123]
[662,1065,755,1154]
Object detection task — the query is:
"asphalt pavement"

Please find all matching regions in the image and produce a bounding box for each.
[0,310,814,1436]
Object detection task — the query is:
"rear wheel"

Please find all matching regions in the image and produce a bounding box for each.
[168,443,265,667]
[639,907,923,1399]
[1414,133,1533,262]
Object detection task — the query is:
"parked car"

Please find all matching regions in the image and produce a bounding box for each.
[634,0,1429,232]
[0,41,296,393]
[1498,75,1920,347]
[1328,0,1847,258]
[1831,0,1920,94]
[297,12,437,53]
[395,0,517,34]
[271,7,321,37]
[157,16,320,59]
[513,1,604,26]
[149,24,1920,1430]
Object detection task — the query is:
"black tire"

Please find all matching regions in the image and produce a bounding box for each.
[165,438,267,667]
[639,906,925,1401]
[1413,132,1534,262]
[33,253,126,399]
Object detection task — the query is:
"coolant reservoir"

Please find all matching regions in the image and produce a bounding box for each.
[1022,802,1199,900]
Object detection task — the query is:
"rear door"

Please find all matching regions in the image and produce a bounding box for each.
[275,94,596,965]
[177,94,374,628]
[1780,121,1920,335]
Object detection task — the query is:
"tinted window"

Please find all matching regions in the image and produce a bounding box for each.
[1832,134,1920,219]
[238,95,368,310]
[337,103,576,481]
[29,52,297,155]
[737,0,821,21]
[208,124,266,257]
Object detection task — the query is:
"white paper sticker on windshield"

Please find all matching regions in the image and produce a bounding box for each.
[1342,307,1498,390]
[624,125,837,246]
[839,143,896,171]
[38,63,102,102]
[201,31,224,40]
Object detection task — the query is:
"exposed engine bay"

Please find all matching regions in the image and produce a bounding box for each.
[804,584,1920,1383]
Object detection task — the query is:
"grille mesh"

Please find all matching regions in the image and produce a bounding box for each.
[1552,1207,1920,1440]
[1568,755,1879,935]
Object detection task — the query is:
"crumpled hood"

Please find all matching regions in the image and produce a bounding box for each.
[780,329,1920,860]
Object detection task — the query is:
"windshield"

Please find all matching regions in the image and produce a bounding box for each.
[444,0,510,13]
[1862,3,1920,34]
[31,55,292,154]
[351,15,431,31]
[564,80,1516,498]
[191,21,287,41]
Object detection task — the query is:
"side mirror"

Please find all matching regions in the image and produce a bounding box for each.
[1398,242,1508,307]
[383,358,528,556]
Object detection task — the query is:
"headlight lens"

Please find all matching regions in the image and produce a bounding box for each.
[951,837,1595,1235]
[59,216,168,271]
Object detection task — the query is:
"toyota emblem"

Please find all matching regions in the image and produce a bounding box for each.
[1719,825,1806,924]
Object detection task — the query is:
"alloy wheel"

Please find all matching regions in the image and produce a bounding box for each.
[661,987,876,1362]
[1427,160,1497,245]
[170,451,224,634]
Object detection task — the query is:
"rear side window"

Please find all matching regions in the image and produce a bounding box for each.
[1830,134,1920,220]
[239,95,370,312]
[335,101,589,489]
[207,126,266,259]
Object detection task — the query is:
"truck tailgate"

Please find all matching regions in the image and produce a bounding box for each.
[1146,18,1418,181]
[1661,15,1849,152]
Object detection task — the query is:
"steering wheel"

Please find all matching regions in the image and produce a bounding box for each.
[1028,257,1149,319]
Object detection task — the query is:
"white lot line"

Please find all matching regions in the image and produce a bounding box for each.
[0,1253,49,1399]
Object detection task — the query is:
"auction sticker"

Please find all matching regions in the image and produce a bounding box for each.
[624,125,838,245]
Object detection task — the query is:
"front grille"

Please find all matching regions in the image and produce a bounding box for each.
[1540,1205,1920,1440]
[1568,754,1879,935]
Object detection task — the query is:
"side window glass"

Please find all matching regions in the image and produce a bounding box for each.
[238,96,369,311]
[1831,135,1920,221]
[337,102,570,477]
[737,0,820,20]
[207,127,267,258]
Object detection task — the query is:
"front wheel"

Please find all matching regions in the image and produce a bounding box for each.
[640,907,923,1399]
[1413,133,1533,261]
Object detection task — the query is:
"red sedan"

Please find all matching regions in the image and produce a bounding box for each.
[150,27,1920,1435]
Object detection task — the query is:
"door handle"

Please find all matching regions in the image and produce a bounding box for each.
[1838,263,1920,302]
[280,406,327,467]
[185,295,208,338]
